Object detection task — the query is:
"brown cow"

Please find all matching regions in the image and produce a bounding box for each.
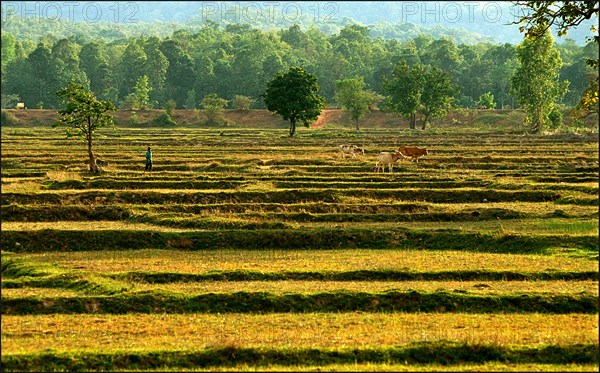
[398,146,429,163]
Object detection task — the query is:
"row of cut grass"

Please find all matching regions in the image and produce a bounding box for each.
[2,313,598,352]
[2,289,598,315]
[10,249,596,273]
[1,342,597,372]
[2,227,596,257]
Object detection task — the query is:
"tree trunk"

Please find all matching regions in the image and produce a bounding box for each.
[421,114,430,130]
[355,118,360,131]
[531,108,542,133]
[289,119,296,137]
[409,113,416,129]
[87,133,99,174]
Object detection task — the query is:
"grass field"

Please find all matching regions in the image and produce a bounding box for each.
[1,122,598,371]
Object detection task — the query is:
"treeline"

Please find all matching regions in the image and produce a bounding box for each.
[1,21,597,110]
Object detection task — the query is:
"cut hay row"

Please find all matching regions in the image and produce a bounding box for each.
[2,227,597,256]
[2,342,597,372]
[5,249,597,273]
[2,313,597,351]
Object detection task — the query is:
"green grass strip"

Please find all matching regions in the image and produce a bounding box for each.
[2,290,598,315]
[2,228,597,254]
[0,188,566,206]
[111,269,600,283]
[1,342,597,371]
[1,258,129,295]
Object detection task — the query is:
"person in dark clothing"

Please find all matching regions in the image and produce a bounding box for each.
[145,147,153,171]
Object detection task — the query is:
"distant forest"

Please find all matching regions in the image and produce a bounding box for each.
[1,2,598,110]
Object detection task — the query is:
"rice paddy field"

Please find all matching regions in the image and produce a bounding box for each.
[1,123,599,371]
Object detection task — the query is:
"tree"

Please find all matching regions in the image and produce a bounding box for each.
[25,43,54,109]
[233,95,257,111]
[335,77,382,130]
[1,93,20,109]
[200,93,229,125]
[477,92,496,109]
[143,42,169,106]
[512,1,599,115]
[164,99,176,117]
[510,29,568,133]
[513,1,599,47]
[133,75,152,109]
[54,83,116,174]
[382,60,426,129]
[420,67,457,129]
[262,67,326,137]
[118,42,147,101]
[79,42,116,102]
[383,61,456,129]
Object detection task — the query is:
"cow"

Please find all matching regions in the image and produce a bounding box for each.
[398,146,429,163]
[95,159,109,167]
[339,145,365,158]
[374,151,404,173]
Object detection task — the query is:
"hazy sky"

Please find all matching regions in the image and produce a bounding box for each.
[2,1,597,44]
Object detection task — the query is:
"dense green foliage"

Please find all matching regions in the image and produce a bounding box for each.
[513,1,599,116]
[1,18,597,114]
[382,62,457,129]
[511,29,568,133]
[263,67,326,137]
[334,77,382,130]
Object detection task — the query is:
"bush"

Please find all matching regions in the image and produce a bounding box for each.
[201,93,229,126]
[233,95,256,111]
[1,110,19,126]
[128,111,139,126]
[548,107,563,128]
[164,99,176,117]
[152,112,177,127]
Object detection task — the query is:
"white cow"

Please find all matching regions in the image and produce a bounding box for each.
[374,151,404,173]
[339,145,365,158]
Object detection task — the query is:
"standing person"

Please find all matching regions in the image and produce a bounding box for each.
[145,146,153,171]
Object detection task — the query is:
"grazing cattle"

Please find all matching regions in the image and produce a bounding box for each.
[16,102,25,109]
[398,146,429,163]
[339,145,365,158]
[374,151,404,173]
[95,159,108,167]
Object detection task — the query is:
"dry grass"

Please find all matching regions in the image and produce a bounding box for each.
[13,249,598,273]
[1,288,83,298]
[2,313,597,354]
[114,363,600,372]
[126,280,599,295]
[45,170,84,181]
[2,126,598,371]
[6,217,595,235]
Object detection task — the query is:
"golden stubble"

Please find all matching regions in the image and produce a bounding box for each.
[2,313,597,354]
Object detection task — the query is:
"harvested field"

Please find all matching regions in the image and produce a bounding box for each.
[1,124,598,371]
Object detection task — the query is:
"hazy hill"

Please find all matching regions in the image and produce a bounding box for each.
[2,1,596,44]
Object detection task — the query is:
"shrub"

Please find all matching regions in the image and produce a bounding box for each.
[233,95,256,111]
[548,107,563,128]
[477,92,496,109]
[152,112,177,127]
[200,93,229,126]
[164,99,176,117]
[128,111,138,126]
[0,110,19,126]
